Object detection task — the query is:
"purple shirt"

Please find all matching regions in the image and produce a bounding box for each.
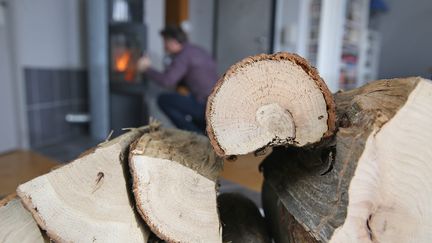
[146,43,218,102]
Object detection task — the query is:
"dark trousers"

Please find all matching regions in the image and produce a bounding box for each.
[157,93,206,133]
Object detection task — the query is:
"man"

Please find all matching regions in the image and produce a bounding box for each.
[138,26,218,133]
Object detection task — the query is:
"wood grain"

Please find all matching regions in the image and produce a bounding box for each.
[0,196,46,243]
[17,128,151,243]
[129,128,222,243]
[262,77,426,242]
[206,52,335,157]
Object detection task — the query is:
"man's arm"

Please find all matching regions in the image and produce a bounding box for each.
[144,54,188,88]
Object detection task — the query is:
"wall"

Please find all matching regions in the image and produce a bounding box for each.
[145,0,166,70]
[0,0,19,152]
[9,0,87,148]
[188,0,214,54]
[377,0,432,79]
[11,0,86,68]
[24,68,88,148]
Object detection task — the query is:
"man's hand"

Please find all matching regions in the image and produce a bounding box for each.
[137,55,152,72]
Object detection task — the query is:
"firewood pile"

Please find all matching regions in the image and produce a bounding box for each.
[1,52,432,243]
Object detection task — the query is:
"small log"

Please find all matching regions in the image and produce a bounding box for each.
[262,77,432,242]
[129,128,223,243]
[0,194,47,243]
[218,193,271,243]
[206,52,336,157]
[17,127,152,242]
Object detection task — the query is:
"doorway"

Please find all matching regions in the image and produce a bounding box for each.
[214,0,275,74]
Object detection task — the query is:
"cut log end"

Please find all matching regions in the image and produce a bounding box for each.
[129,128,223,242]
[0,196,46,243]
[130,128,223,181]
[131,156,221,243]
[16,128,151,243]
[255,103,296,142]
[206,52,336,157]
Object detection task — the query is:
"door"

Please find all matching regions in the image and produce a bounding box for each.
[214,0,274,74]
[0,0,20,152]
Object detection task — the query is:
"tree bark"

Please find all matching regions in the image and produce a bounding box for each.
[262,182,318,243]
[17,127,152,243]
[262,77,432,242]
[218,193,271,243]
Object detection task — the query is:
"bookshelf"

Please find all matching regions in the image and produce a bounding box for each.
[276,0,377,91]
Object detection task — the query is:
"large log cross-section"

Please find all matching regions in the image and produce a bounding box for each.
[206,53,336,157]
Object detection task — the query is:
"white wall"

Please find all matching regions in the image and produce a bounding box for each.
[377,0,432,79]
[188,0,214,54]
[0,0,19,152]
[11,0,86,68]
[8,0,86,148]
[145,0,165,70]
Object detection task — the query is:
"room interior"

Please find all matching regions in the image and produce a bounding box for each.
[0,0,431,241]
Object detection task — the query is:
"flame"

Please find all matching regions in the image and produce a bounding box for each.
[115,51,131,72]
[114,50,136,82]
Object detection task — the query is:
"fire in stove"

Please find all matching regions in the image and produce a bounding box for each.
[115,51,131,72]
[114,49,137,82]
[110,34,142,83]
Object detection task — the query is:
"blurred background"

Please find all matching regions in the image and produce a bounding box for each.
[0,0,431,200]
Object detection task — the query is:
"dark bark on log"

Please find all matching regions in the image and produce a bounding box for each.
[261,78,421,242]
[147,232,165,243]
[262,181,318,243]
[218,193,271,243]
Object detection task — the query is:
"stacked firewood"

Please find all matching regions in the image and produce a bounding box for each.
[1,52,431,243]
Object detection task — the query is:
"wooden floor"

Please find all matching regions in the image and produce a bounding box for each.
[220,153,267,192]
[0,150,58,197]
[0,148,264,196]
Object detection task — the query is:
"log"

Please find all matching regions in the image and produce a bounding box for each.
[16,127,152,242]
[0,194,47,243]
[262,182,317,243]
[261,77,432,242]
[218,193,271,243]
[129,128,223,242]
[206,52,336,157]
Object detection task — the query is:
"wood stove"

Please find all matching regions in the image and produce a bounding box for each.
[87,0,148,140]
